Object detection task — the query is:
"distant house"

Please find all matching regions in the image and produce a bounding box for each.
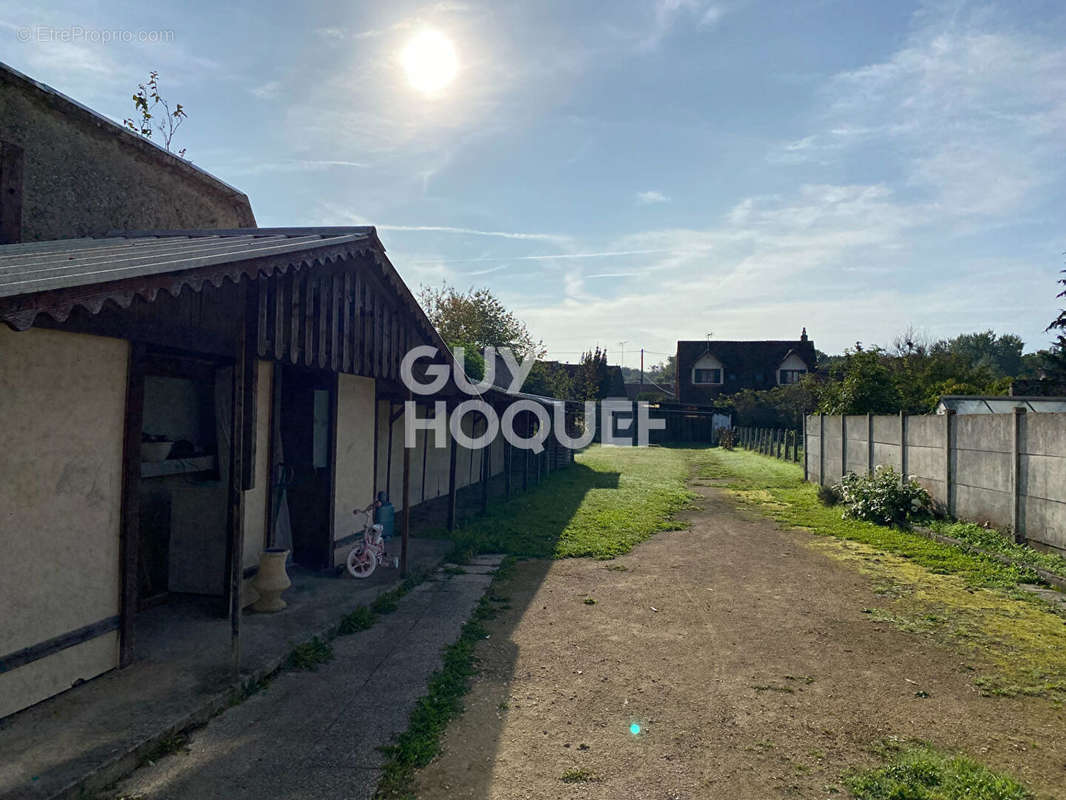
[675,330,816,404]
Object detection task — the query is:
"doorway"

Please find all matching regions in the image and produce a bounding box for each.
[277,366,335,570]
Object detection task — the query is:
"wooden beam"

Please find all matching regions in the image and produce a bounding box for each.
[273,272,286,361]
[256,278,268,358]
[330,273,341,372]
[342,271,353,373]
[353,273,363,374]
[118,342,145,668]
[0,141,24,244]
[289,270,301,365]
[227,289,249,679]
[242,285,259,490]
[318,273,329,369]
[304,273,315,367]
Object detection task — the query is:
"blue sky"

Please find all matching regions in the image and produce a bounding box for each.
[3,0,1065,368]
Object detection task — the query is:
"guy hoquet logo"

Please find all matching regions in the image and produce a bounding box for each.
[399,346,665,452]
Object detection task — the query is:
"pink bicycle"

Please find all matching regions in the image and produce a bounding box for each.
[346,500,391,578]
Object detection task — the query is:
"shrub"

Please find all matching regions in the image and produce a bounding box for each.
[718,427,736,450]
[835,466,933,527]
[817,483,841,506]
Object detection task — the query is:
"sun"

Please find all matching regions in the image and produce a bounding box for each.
[401,30,459,95]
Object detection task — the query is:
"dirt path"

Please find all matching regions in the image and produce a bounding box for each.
[414,486,1066,799]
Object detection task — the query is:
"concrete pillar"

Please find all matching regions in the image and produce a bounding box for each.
[899,411,907,483]
[1012,406,1026,543]
[944,409,955,518]
[840,415,847,476]
[818,414,825,486]
[867,412,874,476]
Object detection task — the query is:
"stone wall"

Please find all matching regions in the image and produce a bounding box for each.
[0,63,254,242]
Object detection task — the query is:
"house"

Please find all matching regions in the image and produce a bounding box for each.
[0,62,573,721]
[674,330,817,404]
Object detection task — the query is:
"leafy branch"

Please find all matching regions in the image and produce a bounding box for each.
[122,71,188,158]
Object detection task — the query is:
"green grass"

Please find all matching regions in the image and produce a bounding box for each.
[374,559,516,799]
[696,448,1066,699]
[560,768,601,784]
[284,636,334,671]
[846,740,1032,800]
[926,520,1066,582]
[693,449,1042,592]
[436,446,697,560]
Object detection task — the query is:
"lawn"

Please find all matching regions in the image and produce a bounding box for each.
[439,445,697,559]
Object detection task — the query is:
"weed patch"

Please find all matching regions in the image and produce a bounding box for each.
[284,637,334,671]
[846,740,1032,800]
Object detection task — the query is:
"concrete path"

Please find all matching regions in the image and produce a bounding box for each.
[106,557,502,800]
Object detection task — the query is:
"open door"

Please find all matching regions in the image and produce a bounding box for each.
[278,366,335,570]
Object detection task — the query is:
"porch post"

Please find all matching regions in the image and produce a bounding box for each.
[119,342,146,668]
[401,391,411,576]
[446,418,458,530]
[227,286,251,679]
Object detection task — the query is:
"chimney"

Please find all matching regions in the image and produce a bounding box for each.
[800,327,808,342]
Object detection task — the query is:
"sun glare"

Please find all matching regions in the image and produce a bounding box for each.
[402,30,458,94]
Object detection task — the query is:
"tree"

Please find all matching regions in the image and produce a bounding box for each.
[1044,268,1066,380]
[123,71,188,157]
[817,347,903,415]
[418,283,544,359]
[576,347,611,400]
[937,330,1024,378]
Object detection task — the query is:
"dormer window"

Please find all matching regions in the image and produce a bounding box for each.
[691,353,724,385]
[694,368,722,384]
[777,351,808,385]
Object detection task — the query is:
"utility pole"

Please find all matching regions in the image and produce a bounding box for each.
[617,341,627,371]
[640,348,644,384]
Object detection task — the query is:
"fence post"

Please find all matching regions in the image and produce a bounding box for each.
[818,414,826,486]
[867,412,874,476]
[944,409,955,518]
[785,429,791,461]
[899,411,907,484]
[1012,406,1025,544]
[840,415,847,476]
[776,429,783,459]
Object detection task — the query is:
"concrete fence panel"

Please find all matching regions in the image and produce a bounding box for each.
[845,414,870,475]
[805,411,1066,555]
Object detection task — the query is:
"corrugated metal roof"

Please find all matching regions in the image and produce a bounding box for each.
[0,228,374,299]
[936,395,1066,414]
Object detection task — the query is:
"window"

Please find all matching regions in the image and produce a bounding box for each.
[779,369,806,385]
[693,368,722,384]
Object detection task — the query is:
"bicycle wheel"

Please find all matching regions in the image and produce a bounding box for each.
[347,546,376,578]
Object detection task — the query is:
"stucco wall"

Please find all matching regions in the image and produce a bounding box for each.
[332,375,376,564]
[0,327,127,718]
[0,64,254,241]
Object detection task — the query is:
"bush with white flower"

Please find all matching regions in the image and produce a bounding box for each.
[834,466,933,527]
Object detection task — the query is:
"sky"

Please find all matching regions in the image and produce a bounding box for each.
[3,0,1065,369]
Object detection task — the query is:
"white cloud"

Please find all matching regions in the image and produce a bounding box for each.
[636,190,670,205]
[250,80,281,99]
